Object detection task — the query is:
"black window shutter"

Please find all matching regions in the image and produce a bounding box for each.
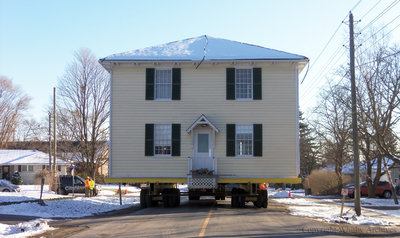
[226,68,235,100]
[172,124,181,156]
[146,68,154,100]
[226,124,236,156]
[172,68,181,100]
[253,124,263,157]
[253,68,262,100]
[145,124,154,156]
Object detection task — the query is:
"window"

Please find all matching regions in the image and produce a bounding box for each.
[235,69,253,99]
[20,165,34,172]
[227,68,261,100]
[236,125,253,156]
[154,124,172,156]
[155,69,172,100]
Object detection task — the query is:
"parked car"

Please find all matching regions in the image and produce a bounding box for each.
[57,175,99,196]
[0,179,21,192]
[348,181,392,198]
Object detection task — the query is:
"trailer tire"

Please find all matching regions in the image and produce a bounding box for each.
[260,190,268,208]
[163,189,171,207]
[174,189,181,206]
[238,189,246,208]
[140,188,150,208]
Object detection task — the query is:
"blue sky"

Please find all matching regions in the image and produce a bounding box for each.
[1,0,399,122]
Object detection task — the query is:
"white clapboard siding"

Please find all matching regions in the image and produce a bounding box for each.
[110,63,298,178]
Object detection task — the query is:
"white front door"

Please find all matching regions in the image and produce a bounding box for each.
[193,129,213,171]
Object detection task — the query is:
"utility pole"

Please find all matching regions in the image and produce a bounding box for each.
[349,12,361,216]
[48,112,52,171]
[53,88,57,176]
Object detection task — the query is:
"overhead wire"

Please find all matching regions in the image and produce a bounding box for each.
[359,13,400,46]
[360,0,400,31]
[300,43,345,99]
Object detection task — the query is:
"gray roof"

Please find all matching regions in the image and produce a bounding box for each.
[0,150,69,165]
[100,35,308,62]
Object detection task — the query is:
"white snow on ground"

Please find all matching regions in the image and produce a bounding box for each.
[0,219,54,238]
[273,191,400,226]
[288,205,394,225]
[99,184,141,196]
[0,184,140,237]
[271,198,320,206]
[0,196,139,218]
[0,185,69,203]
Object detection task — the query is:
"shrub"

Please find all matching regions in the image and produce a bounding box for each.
[305,170,341,195]
[11,177,23,185]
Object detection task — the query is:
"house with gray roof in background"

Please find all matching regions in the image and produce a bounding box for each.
[0,150,69,184]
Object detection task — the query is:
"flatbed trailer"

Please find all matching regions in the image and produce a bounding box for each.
[106,177,301,208]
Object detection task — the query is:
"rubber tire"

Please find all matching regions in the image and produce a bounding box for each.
[383,190,392,199]
[255,190,268,208]
[238,195,246,208]
[3,189,10,192]
[174,189,181,206]
[140,188,150,208]
[59,188,68,195]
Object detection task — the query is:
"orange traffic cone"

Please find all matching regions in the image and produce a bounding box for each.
[288,191,291,197]
[124,189,127,195]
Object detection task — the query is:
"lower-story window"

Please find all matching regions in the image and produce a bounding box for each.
[236,125,253,156]
[154,124,172,156]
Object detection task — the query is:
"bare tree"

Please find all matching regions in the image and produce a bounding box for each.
[0,76,30,148]
[355,37,400,199]
[314,83,353,192]
[57,49,110,180]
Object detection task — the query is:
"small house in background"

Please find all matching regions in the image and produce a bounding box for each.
[0,150,69,184]
[324,158,400,184]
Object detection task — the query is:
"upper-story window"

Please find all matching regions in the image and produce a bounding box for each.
[235,69,253,100]
[146,68,181,101]
[154,124,172,156]
[155,69,172,100]
[236,125,253,156]
[226,68,262,100]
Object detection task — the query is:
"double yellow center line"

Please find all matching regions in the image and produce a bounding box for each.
[198,203,215,237]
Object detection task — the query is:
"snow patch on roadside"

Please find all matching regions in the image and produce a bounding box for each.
[289,205,394,225]
[0,196,139,218]
[0,219,55,237]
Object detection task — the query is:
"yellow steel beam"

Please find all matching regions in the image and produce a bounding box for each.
[105,177,187,184]
[105,177,301,184]
[218,178,302,184]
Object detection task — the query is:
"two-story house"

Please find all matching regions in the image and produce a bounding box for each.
[100,35,308,208]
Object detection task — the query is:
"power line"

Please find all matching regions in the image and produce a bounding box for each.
[360,0,383,20]
[359,13,400,46]
[357,50,400,66]
[360,0,400,31]
[357,21,400,56]
[300,44,346,100]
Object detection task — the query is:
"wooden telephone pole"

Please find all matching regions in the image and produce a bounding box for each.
[349,12,361,216]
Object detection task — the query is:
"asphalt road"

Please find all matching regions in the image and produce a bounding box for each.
[37,198,400,238]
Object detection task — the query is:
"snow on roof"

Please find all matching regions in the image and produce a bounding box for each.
[323,158,396,174]
[0,150,69,165]
[100,35,308,62]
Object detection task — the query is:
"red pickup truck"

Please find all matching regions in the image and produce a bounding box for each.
[348,181,392,198]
